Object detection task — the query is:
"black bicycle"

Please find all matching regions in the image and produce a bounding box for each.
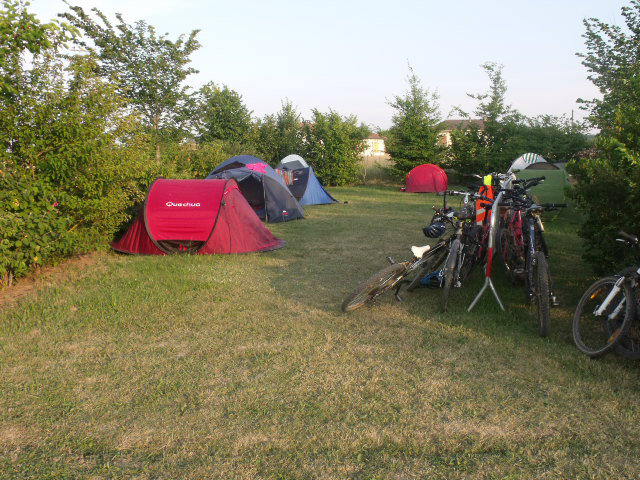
[497,179,565,336]
[435,191,487,312]
[341,190,490,312]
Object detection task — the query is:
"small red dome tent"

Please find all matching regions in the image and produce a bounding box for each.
[405,164,448,193]
[112,179,284,255]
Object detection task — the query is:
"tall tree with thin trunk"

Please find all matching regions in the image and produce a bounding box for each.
[60,5,201,161]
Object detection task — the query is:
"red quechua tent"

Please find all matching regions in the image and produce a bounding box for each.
[405,164,448,193]
[112,178,285,255]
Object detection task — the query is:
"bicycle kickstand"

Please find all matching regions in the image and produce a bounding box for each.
[394,280,410,302]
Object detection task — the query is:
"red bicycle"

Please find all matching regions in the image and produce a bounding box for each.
[497,177,565,336]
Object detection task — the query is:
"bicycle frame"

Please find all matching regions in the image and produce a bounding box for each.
[440,219,467,288]
[507,209,524,250]
[593,274,636,318]
[391,234,452,300]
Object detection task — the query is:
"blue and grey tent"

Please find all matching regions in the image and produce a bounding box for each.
[276,154,338,206]
[206,155,304,223]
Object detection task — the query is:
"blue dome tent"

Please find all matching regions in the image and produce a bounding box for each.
[276,154,338,206]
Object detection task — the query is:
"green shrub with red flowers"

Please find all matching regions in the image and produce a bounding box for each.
[0,168,73,285]
[0,5,159,285]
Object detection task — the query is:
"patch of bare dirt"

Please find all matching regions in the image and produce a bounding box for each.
[0,252,107,308]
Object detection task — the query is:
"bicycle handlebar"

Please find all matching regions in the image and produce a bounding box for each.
[439,190,494,203]
[521,176,546,190]
[618,230,639,244]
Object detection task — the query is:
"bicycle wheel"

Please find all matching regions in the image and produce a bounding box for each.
[613,267,640,359]
[342,262,409,312]
[532,251,550,337]
[440,239,460,312]
[459,225,480,283]
[615,315,640,359]
[499,227,525,284]
[572,276,635,358]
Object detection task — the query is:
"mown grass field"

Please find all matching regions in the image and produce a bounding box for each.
[2,185,640,479]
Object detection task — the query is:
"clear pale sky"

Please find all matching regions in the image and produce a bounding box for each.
[29,0,626,129]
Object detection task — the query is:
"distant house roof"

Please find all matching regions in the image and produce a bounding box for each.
[368,133,383,139]
[439,119,485,130]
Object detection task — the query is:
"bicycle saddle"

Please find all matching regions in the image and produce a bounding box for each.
[411,245,431,259]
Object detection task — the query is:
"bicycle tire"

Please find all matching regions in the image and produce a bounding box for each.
[440,239,460,312]
[459,225,480,283]
[499,227,525,284]
[615,316,640,359]
[341,262,409,312]
[532,251,550,337]
[572,276,635,358]
[613,267,640,359]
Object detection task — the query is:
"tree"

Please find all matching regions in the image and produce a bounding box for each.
[567,1,640,272]
[448,62,522,173]
[446,123,491,174]
[1,2,155,284]
[254,100,305,165]
[60,5,201,160]
[197,82,252,145]
[386,66,444,178]
[448,63,589,174]
[467,61,515,124]
[517,115,588,162]
[253,114,278,164]
[302,110,366,186]
[0,0,74,97]
[274,100,304,161]
[578,0,640,150]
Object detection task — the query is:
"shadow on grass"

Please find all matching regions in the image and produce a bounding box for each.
[265,196,639,374]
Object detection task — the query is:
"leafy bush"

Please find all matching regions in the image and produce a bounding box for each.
[162,140,248,178]
[1,37,157,283]
[0,167,72,285]
[253,100,305,166]
[302,110,366,186]
[196,82,253,145]
[567,1,640,273]
[566,138,640,273]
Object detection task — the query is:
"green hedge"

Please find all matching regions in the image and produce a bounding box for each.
[567,139,640,274]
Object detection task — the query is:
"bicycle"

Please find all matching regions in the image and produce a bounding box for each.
[612,266,640,360]
[467,171,516,265]
[436,190,488,312]
[572,232,639,358]
[341,190,491,312]
[498,177,543,283]
[497,177,565,336]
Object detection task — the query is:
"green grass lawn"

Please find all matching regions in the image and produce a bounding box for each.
[2,185,640,479]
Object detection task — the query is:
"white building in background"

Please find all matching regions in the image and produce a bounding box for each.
[438,119,485,147]
[362,133,386,156]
